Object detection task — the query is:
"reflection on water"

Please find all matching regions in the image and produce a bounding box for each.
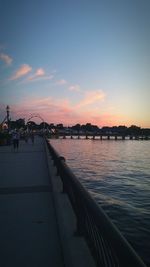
[50,139,150,266]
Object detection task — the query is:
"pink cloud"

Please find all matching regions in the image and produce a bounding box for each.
[7,90,106,125]
[27,68,54,82]
[6,94,105,126]
[9,97,75,124]
[69,85,80,92]
[76,90,105,109]
[3,97,149,128]
[10,64,32,80]
[6,87,134,127]
[56,79,67,85]
[87,113,121,127]
[35,68,45,76]
[0,53,13,65]
[8,100,120,126]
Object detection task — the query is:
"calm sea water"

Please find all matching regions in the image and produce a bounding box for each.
[50,138,150,266]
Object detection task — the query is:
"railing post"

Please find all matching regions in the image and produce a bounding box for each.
[45,139,147,267]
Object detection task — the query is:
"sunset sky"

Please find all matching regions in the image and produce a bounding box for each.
[0,0,150,127]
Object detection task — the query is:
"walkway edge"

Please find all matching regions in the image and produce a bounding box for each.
[44,139,96,267]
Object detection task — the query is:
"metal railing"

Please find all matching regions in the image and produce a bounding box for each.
[46,139,147,267]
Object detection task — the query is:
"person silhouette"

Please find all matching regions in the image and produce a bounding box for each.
[12,130,20,151]
[30,131,34,144]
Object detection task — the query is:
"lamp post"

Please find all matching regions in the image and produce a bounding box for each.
[6,105,10,130]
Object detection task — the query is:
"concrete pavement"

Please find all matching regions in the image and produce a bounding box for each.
[0,136,96,267]
[0,136,64,267]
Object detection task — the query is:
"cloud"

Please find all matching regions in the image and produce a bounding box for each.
[76,90,105,109]
[6,89,129,127]
[69,85,80,92]
[27,68,53,82]
[10,64,32,80]
[9,97,74,124]
[0,53,13,65]
[8,90,105,125]
[56,79,67,85]
[35,68,45,76]
[86,112,121,127]
[8,89,105,123]
[0,97,123,127]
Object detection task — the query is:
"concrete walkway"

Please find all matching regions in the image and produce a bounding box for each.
[0,136,64,267]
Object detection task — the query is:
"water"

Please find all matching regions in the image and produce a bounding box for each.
[49,138,150,266]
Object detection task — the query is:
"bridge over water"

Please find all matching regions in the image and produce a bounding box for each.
[49,133,150,141]
[0,136,147,267]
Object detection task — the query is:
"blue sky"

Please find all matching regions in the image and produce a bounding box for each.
[0,0,150,127]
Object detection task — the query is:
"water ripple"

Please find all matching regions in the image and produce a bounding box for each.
[50,139,150,266]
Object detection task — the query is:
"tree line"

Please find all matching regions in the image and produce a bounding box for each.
[8,119,150,136]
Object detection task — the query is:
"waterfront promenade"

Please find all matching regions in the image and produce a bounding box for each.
[0,136,64,267]
[0,136,147,267]
[0,136,95,267]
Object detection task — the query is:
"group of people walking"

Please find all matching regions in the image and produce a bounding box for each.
[12,130,35,151]
[23,131,34,144]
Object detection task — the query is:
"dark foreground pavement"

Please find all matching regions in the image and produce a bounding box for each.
[0,136,64,267]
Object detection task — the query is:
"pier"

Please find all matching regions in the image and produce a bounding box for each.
[48,133,150,141]
[0,136,147,267]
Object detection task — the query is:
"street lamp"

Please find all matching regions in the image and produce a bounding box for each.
[6,105,10,130]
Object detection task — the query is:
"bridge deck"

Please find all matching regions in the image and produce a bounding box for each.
[0,136,64,267]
